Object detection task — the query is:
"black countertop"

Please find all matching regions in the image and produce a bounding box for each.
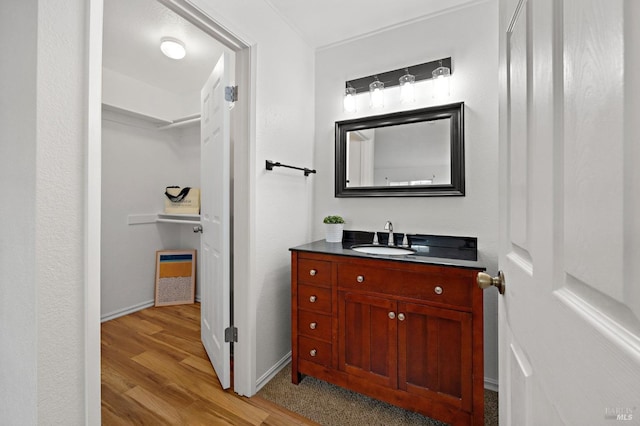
[290,240,486,271]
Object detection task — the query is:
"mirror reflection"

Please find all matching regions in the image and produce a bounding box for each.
[346,118,451,188]
[335,102,465,197]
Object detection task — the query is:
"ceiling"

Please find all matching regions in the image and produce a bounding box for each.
[103,0,481,95]
[265,0,482,48]
[102,0,225,95]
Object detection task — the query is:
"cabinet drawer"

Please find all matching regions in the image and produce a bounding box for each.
[298,310,331,342]
[297,259,331,287]
[298,336,331,367]
[337,264,471,308]
[298,285,332,313]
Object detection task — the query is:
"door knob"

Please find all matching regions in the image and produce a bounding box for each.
[477,271,506,294]
[193,225,203,233]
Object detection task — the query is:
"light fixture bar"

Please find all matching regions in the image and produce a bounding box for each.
[345,57,452,94]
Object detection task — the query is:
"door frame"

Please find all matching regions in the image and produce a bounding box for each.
[85,0,256,421]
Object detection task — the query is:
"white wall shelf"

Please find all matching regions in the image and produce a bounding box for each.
[102,103,200,130]
[102,103,171,125]
[156,114,201,130]
[156,213,201,225]
[127,213,201,225]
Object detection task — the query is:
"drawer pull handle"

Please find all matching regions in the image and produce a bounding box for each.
[388,311,396,320]
[310,349,317,357]
[398,313,405,321]
[434,286,443,295]
[309,322,317,330]
[356,275,365,283]
[309,269,317,276]
[309,295,317,303]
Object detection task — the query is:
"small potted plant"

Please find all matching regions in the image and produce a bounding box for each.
[323,215,345,243]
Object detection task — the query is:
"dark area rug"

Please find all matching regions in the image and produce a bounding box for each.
[257,364,499,426]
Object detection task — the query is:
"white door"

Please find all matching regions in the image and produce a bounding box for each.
[200,51,232,389]
[498,0,640,424]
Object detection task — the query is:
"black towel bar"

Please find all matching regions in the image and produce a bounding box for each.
[265,160,316,176]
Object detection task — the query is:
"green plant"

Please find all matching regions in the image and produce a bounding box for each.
[323,215,345,224]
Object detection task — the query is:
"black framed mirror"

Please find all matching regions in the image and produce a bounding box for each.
[335,102,464,197]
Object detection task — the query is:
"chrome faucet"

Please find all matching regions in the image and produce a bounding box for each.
[384,221,394,246]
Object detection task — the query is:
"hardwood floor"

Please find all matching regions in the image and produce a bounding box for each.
[101,303,317,425]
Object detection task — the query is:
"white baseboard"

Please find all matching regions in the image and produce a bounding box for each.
[101,299,155,322]
[255,352,292,392]
[484,377,499,392]
[253,354,498,394]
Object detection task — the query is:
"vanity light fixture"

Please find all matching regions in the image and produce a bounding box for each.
[369,76,385,109]
[432,60,451,98]
[343,57,452,111]
[343,84,357,113]
[160,37,186,60]
[399,68,415,104]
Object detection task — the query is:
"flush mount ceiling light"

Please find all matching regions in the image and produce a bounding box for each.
[160,38,186,60]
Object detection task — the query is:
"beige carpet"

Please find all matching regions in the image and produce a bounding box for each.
[258,364,498,426]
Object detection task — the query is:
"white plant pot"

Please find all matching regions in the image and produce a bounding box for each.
[324,223,344,243]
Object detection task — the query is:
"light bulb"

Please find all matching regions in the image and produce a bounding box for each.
[369,77,384,109]
[343,85,356,113]
[432,64,451,98]
[399,69,415,103]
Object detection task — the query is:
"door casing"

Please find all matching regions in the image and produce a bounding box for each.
[86,0,256,421]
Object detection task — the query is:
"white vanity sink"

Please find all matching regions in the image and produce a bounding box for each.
[351,244,416,256]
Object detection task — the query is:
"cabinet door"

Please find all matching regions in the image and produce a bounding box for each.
[338,291,397,388]
[398,302,473,412]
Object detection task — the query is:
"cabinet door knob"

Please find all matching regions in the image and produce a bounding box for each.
[310,349,317,357]
[309,295,317,303]
[388,311,396,319]
[309,269,317,276]
[309,322,317,330]
[398,313,405,321]
[434,286,443,295]
[356,275,365,283]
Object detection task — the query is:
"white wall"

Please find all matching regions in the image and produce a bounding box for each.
[0,0,87,423]
[0,1,38,423]
[103,67,200,120]
[101,109,201,319]
[313,0,500,386]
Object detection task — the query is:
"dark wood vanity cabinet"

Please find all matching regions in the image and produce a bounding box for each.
[291,250,484,426]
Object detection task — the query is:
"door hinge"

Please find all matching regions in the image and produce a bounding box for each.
[224,326,238,343]
[225,85,238,102]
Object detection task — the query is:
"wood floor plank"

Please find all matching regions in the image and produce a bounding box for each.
[102,383,169,425]
[131,350,222,395]
[148,329,209,358]
[102,303,317,425]
[181,354,216,375]
[102,345,168,392]
[247,396,322,426]
[116,315,165,335]
[124,386,186,424]
[101,364,137,395]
